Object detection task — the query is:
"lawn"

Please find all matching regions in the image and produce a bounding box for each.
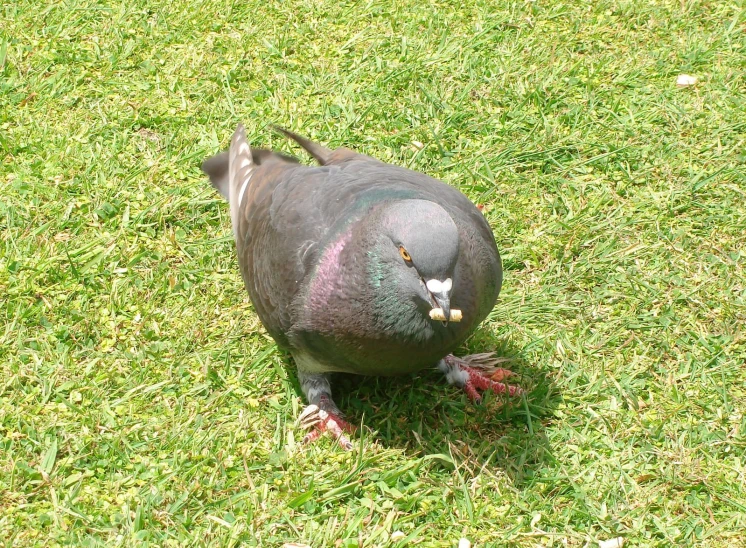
[1,0,745,545]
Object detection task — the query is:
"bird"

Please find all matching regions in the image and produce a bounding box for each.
[201,125,523,449]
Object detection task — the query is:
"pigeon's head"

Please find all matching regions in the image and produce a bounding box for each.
[374,199,460,324]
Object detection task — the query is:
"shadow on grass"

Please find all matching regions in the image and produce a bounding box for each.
[289,333,560,487]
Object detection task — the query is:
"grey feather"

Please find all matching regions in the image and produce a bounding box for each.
[201,142,300,201]
[272,126,334,165]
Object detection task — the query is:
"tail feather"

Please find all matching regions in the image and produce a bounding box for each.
[201,152,230,199]
[273,126,333,165]
[228,124,255,237]
[202,133,301,202]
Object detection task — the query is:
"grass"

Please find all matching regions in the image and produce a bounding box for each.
[1,0,745,545]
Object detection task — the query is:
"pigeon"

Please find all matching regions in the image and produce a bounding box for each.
[201,125,523,449]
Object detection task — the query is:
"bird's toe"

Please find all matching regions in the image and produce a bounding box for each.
[442,353,524,401]
[298,403,355,451]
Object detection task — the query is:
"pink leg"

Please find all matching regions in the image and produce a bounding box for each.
[441,353,524,402]
[297,372,356,450]
[297,396,355,450]
[463,365,522,399]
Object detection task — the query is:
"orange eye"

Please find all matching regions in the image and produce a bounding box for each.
[399,246,412,262]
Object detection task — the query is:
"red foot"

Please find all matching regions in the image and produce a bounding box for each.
[298,399,355,450]
[489,368,513,382]
[444,354,524,402]
[462,365,522,401]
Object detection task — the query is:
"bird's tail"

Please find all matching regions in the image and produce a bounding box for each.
[273,126,333,165]
[199,125,260,240]
[225,124,255,235]
[202,125,300,203]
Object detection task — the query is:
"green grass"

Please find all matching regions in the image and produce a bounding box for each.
[1,0,745,545]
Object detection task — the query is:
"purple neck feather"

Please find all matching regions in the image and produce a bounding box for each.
[306,229,353,310]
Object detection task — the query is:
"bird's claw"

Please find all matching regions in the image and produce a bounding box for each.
[297,403,355,451]
[298,404,323,429]
[445,353,524,402]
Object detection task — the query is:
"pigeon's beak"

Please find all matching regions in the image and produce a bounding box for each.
[425,278,454,325]
[433,292,451,325]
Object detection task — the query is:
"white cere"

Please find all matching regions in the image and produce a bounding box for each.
[426,278,452,294]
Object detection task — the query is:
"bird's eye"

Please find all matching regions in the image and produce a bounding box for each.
[399,246,412,262]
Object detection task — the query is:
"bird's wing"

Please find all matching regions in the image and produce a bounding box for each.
[220,132,389,347]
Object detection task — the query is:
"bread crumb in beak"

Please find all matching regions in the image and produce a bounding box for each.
[429,308,462,322]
